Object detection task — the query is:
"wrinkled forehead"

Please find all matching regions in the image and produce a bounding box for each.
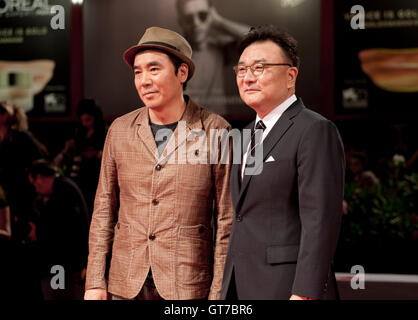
[178,0,210,14]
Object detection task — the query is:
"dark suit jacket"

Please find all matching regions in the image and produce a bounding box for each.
[220,98,345,300]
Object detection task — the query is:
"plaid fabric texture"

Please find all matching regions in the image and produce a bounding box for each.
[85,98,233,299]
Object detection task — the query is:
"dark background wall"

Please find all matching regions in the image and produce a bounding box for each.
[14,0,418,278]
[26,0,417,161]
[82,0,321,121]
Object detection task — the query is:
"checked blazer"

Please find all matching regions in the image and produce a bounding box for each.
[85,97,233,300]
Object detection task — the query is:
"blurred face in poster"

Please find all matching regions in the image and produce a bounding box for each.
[177,0,212,47]
[236,40,298,117]
[133,50,188,111]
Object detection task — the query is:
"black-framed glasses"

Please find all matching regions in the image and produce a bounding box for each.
[233,62,292,77]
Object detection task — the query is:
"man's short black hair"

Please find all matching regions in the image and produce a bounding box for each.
[166,51,189,91]
[28,159,58,178]
[238,25,300,69]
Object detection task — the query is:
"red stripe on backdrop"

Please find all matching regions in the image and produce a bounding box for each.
[70,3,84,119]
[320,0,335,120]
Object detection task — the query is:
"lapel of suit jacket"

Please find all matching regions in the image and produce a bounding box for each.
[158,97,203,166]
[236,98,305,213]
[230,120,254,210]
[134,97,202,166]
[162,96,203,164]
[230,163,241,210]
[135,107,159,162]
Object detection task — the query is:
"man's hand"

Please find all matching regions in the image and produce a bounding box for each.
[84,288,108,300]
[208,6,222,28]
[80,268,87,282]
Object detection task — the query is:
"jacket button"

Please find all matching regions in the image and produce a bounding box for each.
[156,164,162,171]
[117,222,120,229]
[194,150,199,156]
[152,199,159,205]
[198,226,205,233]
[236,215,242,222]
[149,234,156,240]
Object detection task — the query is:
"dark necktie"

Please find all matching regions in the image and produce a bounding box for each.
[250,120,266,157]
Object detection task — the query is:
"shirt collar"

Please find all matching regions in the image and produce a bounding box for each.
[255,94,297,130]
[134,95,203,131]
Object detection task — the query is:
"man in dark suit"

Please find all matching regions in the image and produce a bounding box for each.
[220,25,345,300]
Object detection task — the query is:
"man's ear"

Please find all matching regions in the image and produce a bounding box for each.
[178,63,189,84]
[287,67,298,89]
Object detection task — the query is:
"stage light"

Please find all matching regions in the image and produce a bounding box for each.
[72,0,83,5]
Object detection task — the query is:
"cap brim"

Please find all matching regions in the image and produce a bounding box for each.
[123,44,195,80]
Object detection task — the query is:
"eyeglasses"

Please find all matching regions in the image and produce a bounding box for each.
[233,62,292,78]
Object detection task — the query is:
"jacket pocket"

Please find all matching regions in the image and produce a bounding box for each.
[109,222,132,281]
[266,244,299,265]
[176,224,213,286]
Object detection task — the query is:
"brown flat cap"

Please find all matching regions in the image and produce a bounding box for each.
[123,26,195,80]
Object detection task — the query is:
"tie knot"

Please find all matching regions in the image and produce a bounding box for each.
[255,120,266,131]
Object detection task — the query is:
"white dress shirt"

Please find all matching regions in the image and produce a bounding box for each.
[241,94,297,179]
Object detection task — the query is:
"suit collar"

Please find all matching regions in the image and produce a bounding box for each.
[179,95,204,131]
[283,97,305,120]
[240,97,304,158]
[134,95,202,129]
[255,94,297,130]
[261,98,302,164]
[234,98,305,213]
[135,95,203,163]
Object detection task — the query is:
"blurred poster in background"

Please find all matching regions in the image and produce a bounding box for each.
[335,0,418,114]
[0,0,70,116]
[83,0,320,121]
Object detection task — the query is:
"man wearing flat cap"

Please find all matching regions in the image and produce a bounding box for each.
[84,27,233,300]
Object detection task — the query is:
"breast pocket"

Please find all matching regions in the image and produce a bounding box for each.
[177,164,212,208]
[258,158,295,184]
